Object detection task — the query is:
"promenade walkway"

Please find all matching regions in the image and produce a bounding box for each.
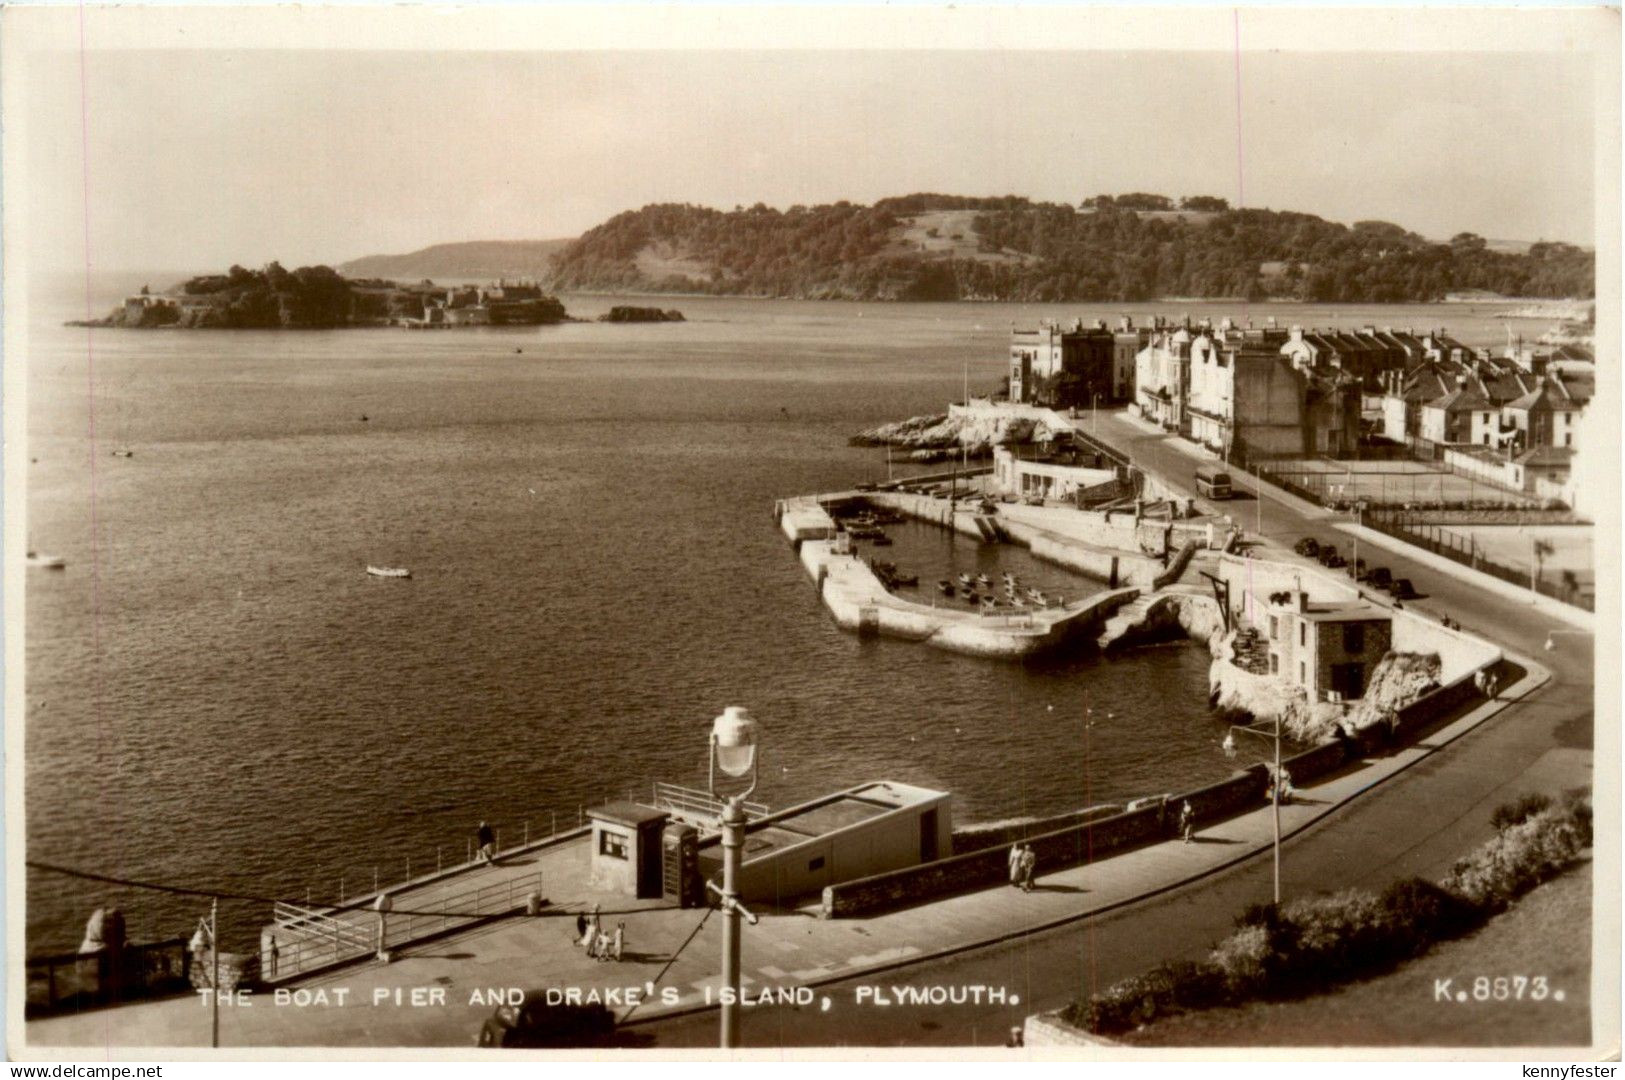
[28,650,1550,1050]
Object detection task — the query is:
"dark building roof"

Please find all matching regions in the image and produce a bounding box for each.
[588,802,671,829]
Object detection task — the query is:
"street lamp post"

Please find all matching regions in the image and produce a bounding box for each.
[190,899,221,1047]
[1223,717,1283,905]
[708,706,761,1050]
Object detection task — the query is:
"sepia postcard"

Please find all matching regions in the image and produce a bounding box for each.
[2,3,1619,1063]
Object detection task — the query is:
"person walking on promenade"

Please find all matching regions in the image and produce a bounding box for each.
[477,821,497,865]
[1007,843,1024,889]
[579,903,601,954]
[1179,801,1195,844]
[1018,845,1037,892]
[575,911,590,943]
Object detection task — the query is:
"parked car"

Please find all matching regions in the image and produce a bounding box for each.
[1315,543,1339,566]
[1360,566,1392,588]
[1294,537,1320,558]
[1386,578,1418,600]
[478,1000,616,1048]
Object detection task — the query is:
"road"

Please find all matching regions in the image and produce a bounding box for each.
[634,411,1598,1048]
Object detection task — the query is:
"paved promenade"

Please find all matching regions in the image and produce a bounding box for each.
[28,650,1549,1050]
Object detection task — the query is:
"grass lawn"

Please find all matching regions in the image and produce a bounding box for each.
[1119,860,1592,1047]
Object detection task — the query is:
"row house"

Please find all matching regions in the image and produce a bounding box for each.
[1008,321,1113,408]
[1278,326,1471,390]
[1009,317,1149,407]
[1379,360,1539,450]
[1161,323,1360,458]
[1501,372,1591,450]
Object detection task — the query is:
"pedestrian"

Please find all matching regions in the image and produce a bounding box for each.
[477,821,496,865]
[526,889,544,917]
[1278,768,1294,805]
[268,936,279,979]
[579,903,600,953]
[575,911,589,942]
[1018,845,1037,892]
[373,891,393,963]
[1179,801,1195,843]
[1007,843,1024,889]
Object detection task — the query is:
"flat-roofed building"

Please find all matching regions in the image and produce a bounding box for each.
[697,781,952,907]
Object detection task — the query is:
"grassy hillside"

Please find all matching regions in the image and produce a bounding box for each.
[544,194,1593,303]
[339,239,573,281]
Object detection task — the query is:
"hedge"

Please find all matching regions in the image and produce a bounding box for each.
[1066,790,1592,1036]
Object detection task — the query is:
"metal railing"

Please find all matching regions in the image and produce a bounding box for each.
[264,871,545,983]
[650,783,768,828]
[1364,511,1593,612]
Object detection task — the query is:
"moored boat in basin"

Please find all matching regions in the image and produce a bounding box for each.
[367,565,412,579]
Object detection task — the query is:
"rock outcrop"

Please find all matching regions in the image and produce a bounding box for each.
[1343,651,1442,733]
[851,411,1061,457]
[1209,637,1444,743]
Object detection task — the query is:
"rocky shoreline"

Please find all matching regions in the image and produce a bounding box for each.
[850,410,1066,461]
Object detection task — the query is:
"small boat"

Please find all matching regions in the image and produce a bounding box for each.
[1009,594,1027,607]
[938,580,955,596]
[957,573,973,588]
[366,565,412,579]
[111,449,134,458]
[1026,588,1046,604]
[871,533,893,547]
[893,574,917,588]
[976,573,990,588]
[26,551,65,569]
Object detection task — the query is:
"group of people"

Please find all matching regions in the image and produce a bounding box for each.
[574,904,625,962]
[1006,842,1037,891]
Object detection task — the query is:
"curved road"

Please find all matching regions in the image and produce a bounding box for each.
[636,413,1599,1048]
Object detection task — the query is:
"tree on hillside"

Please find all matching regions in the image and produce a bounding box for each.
[1113,193,1175,211]
[1180,196,1230,211]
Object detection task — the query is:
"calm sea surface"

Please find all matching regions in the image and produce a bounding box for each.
[22,283,1528,950]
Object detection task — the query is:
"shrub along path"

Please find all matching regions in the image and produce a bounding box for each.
[1117,858,1592,1047]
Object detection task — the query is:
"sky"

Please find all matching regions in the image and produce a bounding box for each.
[8,35,1602,275]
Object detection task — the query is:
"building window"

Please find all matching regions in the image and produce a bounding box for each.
[1270,653,1279,674]
[1299,661,1307,685]
[1269,615,1278,640]
[598,831,628,860]
[808,856,826,872]
[1299,623,1307,647]
[1344,622,1365,653]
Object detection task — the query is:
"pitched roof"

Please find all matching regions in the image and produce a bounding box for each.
[1507,379,1584,413]
[1426,387,1493,412]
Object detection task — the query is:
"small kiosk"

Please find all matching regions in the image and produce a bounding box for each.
[587,802,670,899]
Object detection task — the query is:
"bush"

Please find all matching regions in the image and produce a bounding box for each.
[1067,794,1593,1036]
[1442,803,1589,912]
[1379,877,1483,956]
[1490,793,1553,831]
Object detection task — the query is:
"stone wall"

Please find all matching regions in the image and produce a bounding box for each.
[821,764,1268,919]
[952,804,1124,853]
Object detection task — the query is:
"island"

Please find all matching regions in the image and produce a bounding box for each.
[70,263,569,330]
